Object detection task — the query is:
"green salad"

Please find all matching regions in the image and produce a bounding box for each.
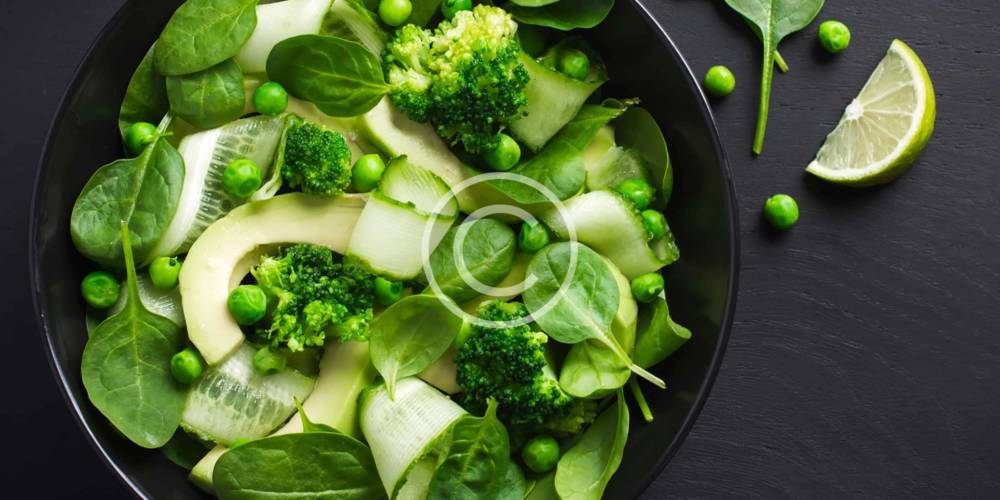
[72,1,693,498]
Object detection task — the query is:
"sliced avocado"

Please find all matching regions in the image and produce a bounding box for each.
[189,447,226,492]
[419,347,461,395]
[179,193,367,365]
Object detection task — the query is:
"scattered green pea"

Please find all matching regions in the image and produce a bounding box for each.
[704,65,736,97]
[81,271,120,309]
[631,272,665,304]
[518,221,550,253]
[170,347,205,384]
[441,0,472,19]
[227,285,268,325]
[818,20,851,53]
[641,210,668,241]
[124,122,158,156]
[522,435,560,473]
[483,133,521,171]
[374,277,404,306]
[253,82,289,115]
[763,194,799,230]
[378,0,412,27]
[222,158,263,199]
[253,346,287,376]
[352,154,387,193]
[616,178,656,210]
[148,256,182,290]
[558,48,591,81]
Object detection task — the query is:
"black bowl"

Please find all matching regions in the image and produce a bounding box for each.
[30,1,739,498]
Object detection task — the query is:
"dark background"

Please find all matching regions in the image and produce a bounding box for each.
[3,0,998,497]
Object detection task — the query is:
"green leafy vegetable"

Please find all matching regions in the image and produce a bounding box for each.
[81,225,187,448]
[369,294,464,398]
[161,431,211,470]
[724,0,825,154]
[119,46,169,138]
[408,0,443,26]
[633,295,692,369]
[524,471,559,500]
[559,340,630,399]
[614,107,673,206]
[428,399,512,499]
[165,58,246,129]
[554,390,629,500]
[154,0,259,76]
[267,34,389,117]
[296,399,339,434]
[425,218,517,304]
[505,0,614,31]
[628,377,654,423]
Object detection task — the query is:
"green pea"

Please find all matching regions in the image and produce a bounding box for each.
[483,134,521,171]
[558,48,590,81]
[170,347,205,384]
[521,435,560,474]
[222,158,263,199]
[374,277,403,306]
[818,20,851,53]
[124,122,158,156]
[641,210,667,241]
[228,285,268,325]
[518,25,548,57]
[378,0,412,27]
[616,178,656,210]
[518,221,550,253]
[81,271,120,309]
[253,346,287,376]
[441,0,471,19]
[148,256,182,290]
[253,82,289,115]
[630,272,664,304]
[352,154,387,193]
[704,65,736,97]
[763,194,799,230]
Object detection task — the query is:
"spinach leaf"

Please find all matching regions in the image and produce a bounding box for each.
[614,107,673,206]
[495,462,529,500]
[524,471,558,500]
[424,218,517,304]
[428,400,511,499]
[81,226,187,449]
[162,430,211,470]
[523,242,665,388]
[628,377,654,423]
[724,0,824,154]
[559,340,630,399]
[70,131,184,268]
[154,0,259,76]
[554,390,629,500]
[633,295,692,369]
[213,432,383,499]
[119,46,169,138]
[369,294,463,398]
[409,0,443,27]
[267,35,389,117]
[166,58,246,129]
[505,0,614,31]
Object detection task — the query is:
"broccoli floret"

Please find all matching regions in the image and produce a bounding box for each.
[280,122,352,196]
[251,244,374,351]
[456,300,574,424]
[383,5,529,154]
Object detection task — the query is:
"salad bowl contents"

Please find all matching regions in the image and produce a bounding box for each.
[32,0,737,498]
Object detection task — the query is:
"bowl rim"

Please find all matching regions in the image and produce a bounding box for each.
[28,0,739,497]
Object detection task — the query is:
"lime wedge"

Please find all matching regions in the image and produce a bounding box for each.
[806,39,935,186]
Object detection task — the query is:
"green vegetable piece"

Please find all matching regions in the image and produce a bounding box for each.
[818,20,851,53]
[81,271,120,309]
[267,34,389,117]
[295,399,340,434]
[558,339,630,399]
[230,438,251,448]
[351,154,387,193]
[379,0,413,26]
[425,218,517,304]
[119,46,169,139]
[161,430,211,470]
[149,256,182,290]
[518,221,550,253]
[227,285,267,325]
[279,122,354,197]
[554,390,628,500]
[252,345,288,376]
[428,399,512,499]
[369,294,464,398]
[374,277,404,306]
[522,435,560,473]
[616,177,655,210]
[441,0,472,19]
[517,24,549,56]
[558,49,590,81]
[484,133,522,171]
[252,81,289,115]
[704,65,736,97]
[154,0,258,76]
[763,193,800,229]
[81,225,186,448]
[633,296,691,369]
[724,0,825,154]
[165,58,246,129]
[630,272,664,304]
[628,377,655,423]
[213,432,383,499]
[222,158,263,199]
[506,0,614,31]
[171,347,206,384]
[524,471,558,500]
[124,122,158,156]
[614,107,673,206]
[641,210,667,241]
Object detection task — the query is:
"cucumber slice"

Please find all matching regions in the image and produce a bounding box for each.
[360,378,467,498]
[190,447,226,492]
[109,273,184,327]
[236,0,334,74]
[322,0,388,55]
[541,190,678,280]
[180,345,315,446]
[586,146,650,192]
[396,456,437,500]
[582,124,616,172]
[379,157,458,216]
[150,114,290,259]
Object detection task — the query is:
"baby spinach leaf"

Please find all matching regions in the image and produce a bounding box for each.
[154,0,259,76]
[369,294,464,399]
[633,295,692,369]
[554,390,628,500]
[524,472,558,500]
[213,432,383,500]
[267,35,389,117]
[614,107,673,206]
[162,430,211,470]
[428,400,511,499]
[409,0,443,27]
[724,0,824,154]
[119,45,169,139]
[166,58,246,129]
[495,462,529,500]
[81,226,187,449]
[505,0,614,31]
[70,132,184,268]
[559,340,630,399]
[425,218,517,304]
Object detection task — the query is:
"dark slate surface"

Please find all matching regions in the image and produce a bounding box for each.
[2,0,998,497]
